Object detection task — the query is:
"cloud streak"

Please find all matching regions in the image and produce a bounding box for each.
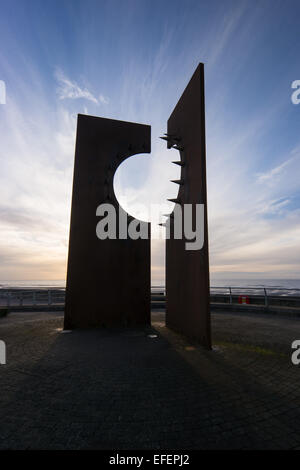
[256,157,295,184]
[55,68,109,105]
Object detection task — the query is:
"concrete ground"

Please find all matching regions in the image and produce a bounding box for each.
[0,309,300,450]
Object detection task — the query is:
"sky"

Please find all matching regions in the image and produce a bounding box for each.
[0,0,300,283]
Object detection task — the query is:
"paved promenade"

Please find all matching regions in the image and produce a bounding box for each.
[0,309,300,449]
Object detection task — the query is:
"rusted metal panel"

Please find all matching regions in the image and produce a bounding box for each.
[64,114,151,329]
[165,63,211,349]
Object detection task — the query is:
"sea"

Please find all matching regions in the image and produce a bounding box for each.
[0,278,299,296]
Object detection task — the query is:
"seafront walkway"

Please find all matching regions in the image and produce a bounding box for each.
[0,309,300,449]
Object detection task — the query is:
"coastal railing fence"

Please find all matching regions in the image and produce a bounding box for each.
[0,289,66,307]
[0,286,300,308]
[211,286,275,306]
[210,286,300,308]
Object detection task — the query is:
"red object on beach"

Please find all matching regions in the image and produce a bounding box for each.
[238,295,250,305]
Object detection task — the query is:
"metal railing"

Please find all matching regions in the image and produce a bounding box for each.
[0,286,299,309]
[209,286,300,307]
[0,289,66,308]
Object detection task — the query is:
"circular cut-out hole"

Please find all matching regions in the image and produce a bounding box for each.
[113,146,181,223]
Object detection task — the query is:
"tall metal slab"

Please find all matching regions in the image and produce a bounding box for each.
[64,114,151,329]
[165,63,211,349]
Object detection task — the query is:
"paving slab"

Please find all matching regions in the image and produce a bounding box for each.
[0,309,299,449]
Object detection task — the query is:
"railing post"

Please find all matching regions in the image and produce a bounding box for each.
[264,288,268,307]
[20,291,23,306]
[7,291,10,307]
[229,287,232,304]
[48,290,51,306]
[33,291,36,306]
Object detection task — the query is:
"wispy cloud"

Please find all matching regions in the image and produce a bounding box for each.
[99,94,109,105]
[256,158,294,184]
[55,68,109,105]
